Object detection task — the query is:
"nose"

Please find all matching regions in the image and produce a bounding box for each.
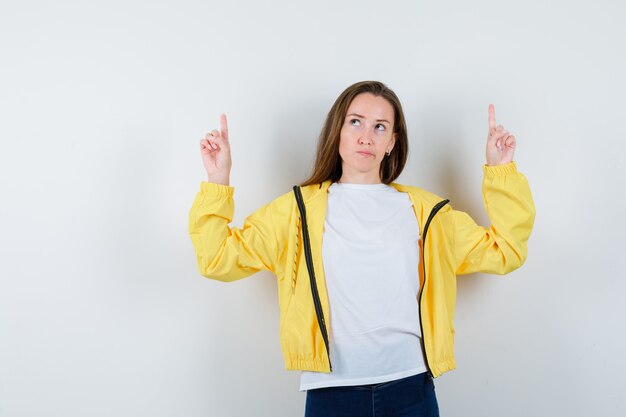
[358,134,372,145]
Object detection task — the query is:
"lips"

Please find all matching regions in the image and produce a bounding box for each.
[357,151,374,157]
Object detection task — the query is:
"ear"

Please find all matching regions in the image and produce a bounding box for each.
[387,133,397,154]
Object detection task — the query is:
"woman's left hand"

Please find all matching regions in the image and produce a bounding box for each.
[486,104,516,166]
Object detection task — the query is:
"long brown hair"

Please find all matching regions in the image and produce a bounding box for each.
[300,81,409,186]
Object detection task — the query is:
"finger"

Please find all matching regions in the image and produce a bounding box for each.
[488,130,510,150]
[496,134,514,150]
[210,129,221,148]
[488,104,496,130]
[220,114,229,141]
[492,127,509,138]
[505,134,516,148]
[204,130,219,140]
[495,131,509,143]
[200,138,214,151]
[209,128,230,151]
[204,131,220,149]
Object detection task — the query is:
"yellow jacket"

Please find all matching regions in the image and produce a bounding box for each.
[188,162,535,378]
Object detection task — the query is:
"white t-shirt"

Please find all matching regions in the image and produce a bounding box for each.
[299,182,427,391]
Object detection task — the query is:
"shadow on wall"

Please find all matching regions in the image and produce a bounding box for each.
[268,100,327,191]
[416,106,495,300]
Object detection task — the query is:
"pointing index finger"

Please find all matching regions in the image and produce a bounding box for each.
[488,104,496,130]
[220,113,229,141]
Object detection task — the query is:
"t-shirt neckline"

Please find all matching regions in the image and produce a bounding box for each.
[331,182,391,190]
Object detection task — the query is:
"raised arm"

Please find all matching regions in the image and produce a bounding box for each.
[454,105,535,275]
[189,114,278,282]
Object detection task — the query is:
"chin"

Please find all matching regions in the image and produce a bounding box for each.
[347,162,378,173]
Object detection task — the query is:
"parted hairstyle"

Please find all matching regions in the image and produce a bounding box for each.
[300,80,409,186]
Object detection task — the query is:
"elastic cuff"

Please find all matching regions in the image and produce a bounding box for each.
[199,181,234,198]
[483,161,518,178]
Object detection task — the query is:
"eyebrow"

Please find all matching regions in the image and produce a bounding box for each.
[346,113,391,125]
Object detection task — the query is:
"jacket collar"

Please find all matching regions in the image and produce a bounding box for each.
[299,180,448,236]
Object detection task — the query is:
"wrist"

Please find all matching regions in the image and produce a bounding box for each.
[207,175,230,186]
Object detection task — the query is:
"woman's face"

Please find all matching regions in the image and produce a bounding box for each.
[338,93,396,183]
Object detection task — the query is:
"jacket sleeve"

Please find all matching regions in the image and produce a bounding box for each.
[188,182,278,282]
[454,162,536,275]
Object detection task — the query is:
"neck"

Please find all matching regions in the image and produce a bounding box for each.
[337,175,382,184]
[338,170,382,184]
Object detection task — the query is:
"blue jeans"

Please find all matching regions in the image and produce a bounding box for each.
[304,372,439,417]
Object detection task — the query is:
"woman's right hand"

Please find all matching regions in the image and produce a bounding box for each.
[200,113,232,185]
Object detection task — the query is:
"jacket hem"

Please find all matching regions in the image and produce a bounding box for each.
[285,357,331,373]
[429,358,457,378]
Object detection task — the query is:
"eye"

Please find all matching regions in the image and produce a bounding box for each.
[349,118,361,126]
[376,123,386,131]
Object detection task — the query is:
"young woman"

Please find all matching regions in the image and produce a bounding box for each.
[188,81,535,417]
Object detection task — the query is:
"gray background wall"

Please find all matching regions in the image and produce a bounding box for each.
[1,0,624,416]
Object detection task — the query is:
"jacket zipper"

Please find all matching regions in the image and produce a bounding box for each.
[418,199,450,378]
[293,186,333,371]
